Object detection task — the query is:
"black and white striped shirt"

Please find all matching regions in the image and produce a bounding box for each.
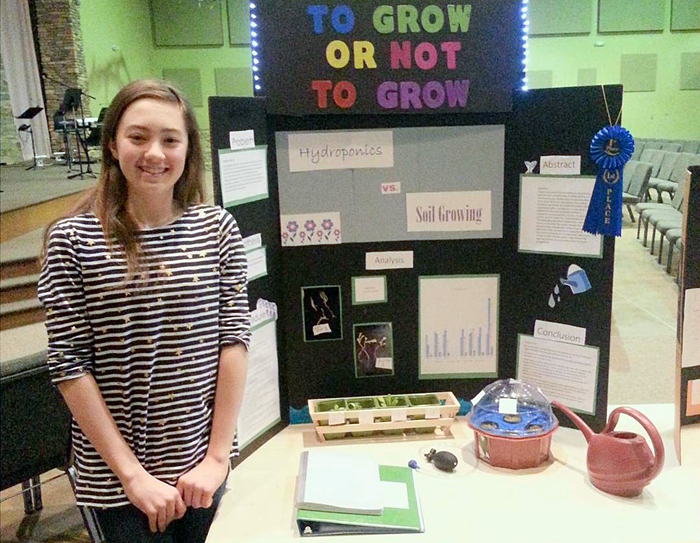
[38,204,250,508]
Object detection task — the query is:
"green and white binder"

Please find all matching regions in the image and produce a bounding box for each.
[296,465,424,536]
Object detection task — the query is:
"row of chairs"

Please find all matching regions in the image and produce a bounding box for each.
[621,160,653,221]
[634,166,693,274]
[632,149,699,203]
[633,138,700,156]
[625,139,698,275]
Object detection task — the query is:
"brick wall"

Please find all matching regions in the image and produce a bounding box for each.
[34,0,90,154]
[0,53,24,165]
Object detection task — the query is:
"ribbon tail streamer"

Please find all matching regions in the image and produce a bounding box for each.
[582,168,623,237]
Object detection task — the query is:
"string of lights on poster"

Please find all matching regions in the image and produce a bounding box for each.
[255,0,523,114]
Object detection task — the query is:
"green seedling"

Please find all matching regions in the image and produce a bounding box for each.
[377,395,401,407]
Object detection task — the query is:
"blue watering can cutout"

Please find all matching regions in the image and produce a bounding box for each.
[560,265,591,295]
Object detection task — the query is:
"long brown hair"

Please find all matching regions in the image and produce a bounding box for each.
[42,80,205,279]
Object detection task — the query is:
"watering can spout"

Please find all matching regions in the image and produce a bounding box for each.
[552,401,594,442]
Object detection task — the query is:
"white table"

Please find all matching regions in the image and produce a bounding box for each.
[207,404,700,542]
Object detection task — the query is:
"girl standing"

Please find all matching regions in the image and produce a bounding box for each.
[39,80,250,542]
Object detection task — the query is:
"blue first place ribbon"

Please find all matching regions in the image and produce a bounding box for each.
[582,125,634,237]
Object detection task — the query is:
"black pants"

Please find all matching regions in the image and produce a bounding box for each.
[93,481,226,543]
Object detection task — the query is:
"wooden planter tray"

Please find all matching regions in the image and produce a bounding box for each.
[308,391,460,443]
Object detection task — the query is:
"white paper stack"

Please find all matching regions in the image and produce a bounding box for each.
[294,450,383,516]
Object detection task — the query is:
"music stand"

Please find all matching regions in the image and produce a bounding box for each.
[16,107,43,170]
[61,88,95,179]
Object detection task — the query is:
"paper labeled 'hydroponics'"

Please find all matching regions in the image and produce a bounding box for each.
[288,130,393,172]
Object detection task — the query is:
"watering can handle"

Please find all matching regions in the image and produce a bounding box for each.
[604,406,665,479]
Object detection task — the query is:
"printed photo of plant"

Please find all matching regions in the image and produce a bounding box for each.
[353,322,394,378]
[301,285,342,342]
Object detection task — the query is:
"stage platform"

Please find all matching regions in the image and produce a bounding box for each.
[0,163,98,214]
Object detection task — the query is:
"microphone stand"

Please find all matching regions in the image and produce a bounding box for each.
[43,73,97,179]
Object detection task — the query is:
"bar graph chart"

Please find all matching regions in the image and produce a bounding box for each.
[419,275,499,378]
[424,296,495,358]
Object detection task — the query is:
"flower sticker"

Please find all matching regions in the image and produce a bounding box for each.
[283,220,299,245]
[281,213,340,246]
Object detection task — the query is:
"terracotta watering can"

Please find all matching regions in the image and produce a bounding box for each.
[552,401,664,497]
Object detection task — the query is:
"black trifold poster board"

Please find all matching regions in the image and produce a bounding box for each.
[210,85,620,457]
[678,165,700,427]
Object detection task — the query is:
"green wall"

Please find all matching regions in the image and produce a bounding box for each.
[80,1,697,140]
[80,0,155,113]
[527,1,700,139]
[80,0,253,131]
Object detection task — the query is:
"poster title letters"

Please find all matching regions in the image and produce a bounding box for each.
[260,1,521,114]
[307,4,471,111]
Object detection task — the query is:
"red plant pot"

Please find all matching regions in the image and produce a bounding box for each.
[469,421,559,469]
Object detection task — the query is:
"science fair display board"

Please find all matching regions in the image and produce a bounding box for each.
[675,165,700,463]
[209,3,621,459]
[210,86,621,442]
[208,98,288,463]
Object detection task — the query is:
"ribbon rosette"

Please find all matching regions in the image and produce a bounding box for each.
[582,125,634,237]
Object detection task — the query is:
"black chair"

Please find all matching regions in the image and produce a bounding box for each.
[0,353,105,542]
[0,353,71,512]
